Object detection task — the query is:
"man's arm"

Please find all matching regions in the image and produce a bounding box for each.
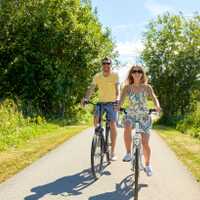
[115,82,120,100]
[81,74,97,106]
[115,73,120,100]
[84,84,96,100]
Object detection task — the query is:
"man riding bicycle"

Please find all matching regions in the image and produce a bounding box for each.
[81,57,119,161]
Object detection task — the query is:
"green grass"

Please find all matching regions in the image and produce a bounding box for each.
[0,99,92,183]
[154,125,200,182]
[0,123,89,183]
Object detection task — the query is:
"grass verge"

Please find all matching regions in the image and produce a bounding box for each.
[154,125,200,182]
[0,123,89,183]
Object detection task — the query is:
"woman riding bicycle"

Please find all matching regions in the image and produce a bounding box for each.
[118,64,161,176]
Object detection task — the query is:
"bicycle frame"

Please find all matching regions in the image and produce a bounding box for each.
[119,107,157,200]
[131,122,145,171]
[119,108,156,171]
[94,103,111,153]
[87,101,112,176]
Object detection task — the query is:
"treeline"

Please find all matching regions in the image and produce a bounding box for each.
[142,13,200,139]
[0,0,115,118]
[142,13,200,126]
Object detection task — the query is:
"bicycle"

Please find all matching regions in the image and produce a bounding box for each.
[120,108,157,200]
[84,100,114,179]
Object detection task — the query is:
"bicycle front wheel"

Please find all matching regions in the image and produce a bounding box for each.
[91,134,104,179]
[105,126,111,164]
[134,148,139,200]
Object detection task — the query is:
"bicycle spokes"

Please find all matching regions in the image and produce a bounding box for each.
[91,135,103,179]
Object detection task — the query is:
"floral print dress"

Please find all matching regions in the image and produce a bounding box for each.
[125,90,152,134]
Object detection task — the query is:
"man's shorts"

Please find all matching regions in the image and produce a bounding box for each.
[94,102,117,122]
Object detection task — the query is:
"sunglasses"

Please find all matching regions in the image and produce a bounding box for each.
[102,62,111,65]
[132,70,143,74]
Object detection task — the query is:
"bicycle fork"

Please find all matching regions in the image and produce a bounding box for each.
[131,133,145,171]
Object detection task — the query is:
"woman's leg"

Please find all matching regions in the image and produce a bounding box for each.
[141,133,151,166]
[124,121,132,153]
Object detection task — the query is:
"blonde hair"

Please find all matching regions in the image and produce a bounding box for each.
[127,64,148,85]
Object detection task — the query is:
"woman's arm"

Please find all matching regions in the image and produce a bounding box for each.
[147,84,161,112]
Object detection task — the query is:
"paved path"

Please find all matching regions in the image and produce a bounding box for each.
[0,128,200,200]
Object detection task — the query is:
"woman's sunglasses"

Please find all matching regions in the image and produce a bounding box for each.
[132,70,143,74]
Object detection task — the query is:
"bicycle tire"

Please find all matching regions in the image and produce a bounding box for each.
[105,126,111,163]
[91,134,104,179]
[134,147,139,200]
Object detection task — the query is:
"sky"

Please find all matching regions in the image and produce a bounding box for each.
[91,0,200,81]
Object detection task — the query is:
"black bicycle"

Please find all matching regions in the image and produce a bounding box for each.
[120,108,157,200]
[84,101,113,179]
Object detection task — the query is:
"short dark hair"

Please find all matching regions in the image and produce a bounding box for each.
[101,57,112,64]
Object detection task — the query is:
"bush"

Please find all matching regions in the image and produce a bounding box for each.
[176,104,200,139]
[0,99,46,151]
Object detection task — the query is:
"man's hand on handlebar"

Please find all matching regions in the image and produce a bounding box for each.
[81,98,88,107]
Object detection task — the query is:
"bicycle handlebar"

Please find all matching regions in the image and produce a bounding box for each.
[83,100,117,106]
[119,107,157,115]
[83,100,95,106]
[84,101,158,115]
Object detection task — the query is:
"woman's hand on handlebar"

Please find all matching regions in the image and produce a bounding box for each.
[156,106,161,113]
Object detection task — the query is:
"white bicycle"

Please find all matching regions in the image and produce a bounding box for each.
[120,108,157,200]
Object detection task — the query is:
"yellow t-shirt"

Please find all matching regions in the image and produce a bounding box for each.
[92,72,119,102]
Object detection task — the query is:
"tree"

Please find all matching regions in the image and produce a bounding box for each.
[142,13,200,124]
[0,0,115,117]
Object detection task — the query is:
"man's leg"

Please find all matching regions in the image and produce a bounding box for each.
[94,116,99,127]
[110,120,117,155]
[106,103,118,160]
[94,104,102,127]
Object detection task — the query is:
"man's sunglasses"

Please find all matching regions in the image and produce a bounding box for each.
[132,70,143,74]
[102,62,111,65]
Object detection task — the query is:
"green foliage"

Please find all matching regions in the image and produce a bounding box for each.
[0,98,92,151]
[0,99,27,133]
[142,13,200,123]
[176,103,200,139]
[0,0,115,117]
[0,99,42,150]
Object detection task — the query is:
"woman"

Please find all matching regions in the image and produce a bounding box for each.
[118,64,160,176]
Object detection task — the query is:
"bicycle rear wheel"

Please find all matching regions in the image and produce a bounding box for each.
[91,134,104,179]
[134,148,139,200]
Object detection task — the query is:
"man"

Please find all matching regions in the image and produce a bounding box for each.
[81,57,119,161]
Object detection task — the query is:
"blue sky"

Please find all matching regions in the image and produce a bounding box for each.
[91,0,200,65]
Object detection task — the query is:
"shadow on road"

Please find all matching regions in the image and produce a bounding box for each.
[24,168,97,200]
[89,174,148,200]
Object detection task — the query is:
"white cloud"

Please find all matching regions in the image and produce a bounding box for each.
[144,0,174,16]
[115,40,144,62]
[114,40,144,82]
[114,63,132,83]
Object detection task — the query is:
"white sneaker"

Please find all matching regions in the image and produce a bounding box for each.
[111,153,117,161]
[145,165,153,176]
[123,153,131,162]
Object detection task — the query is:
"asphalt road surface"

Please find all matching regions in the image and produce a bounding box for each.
[0,128,200,200]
